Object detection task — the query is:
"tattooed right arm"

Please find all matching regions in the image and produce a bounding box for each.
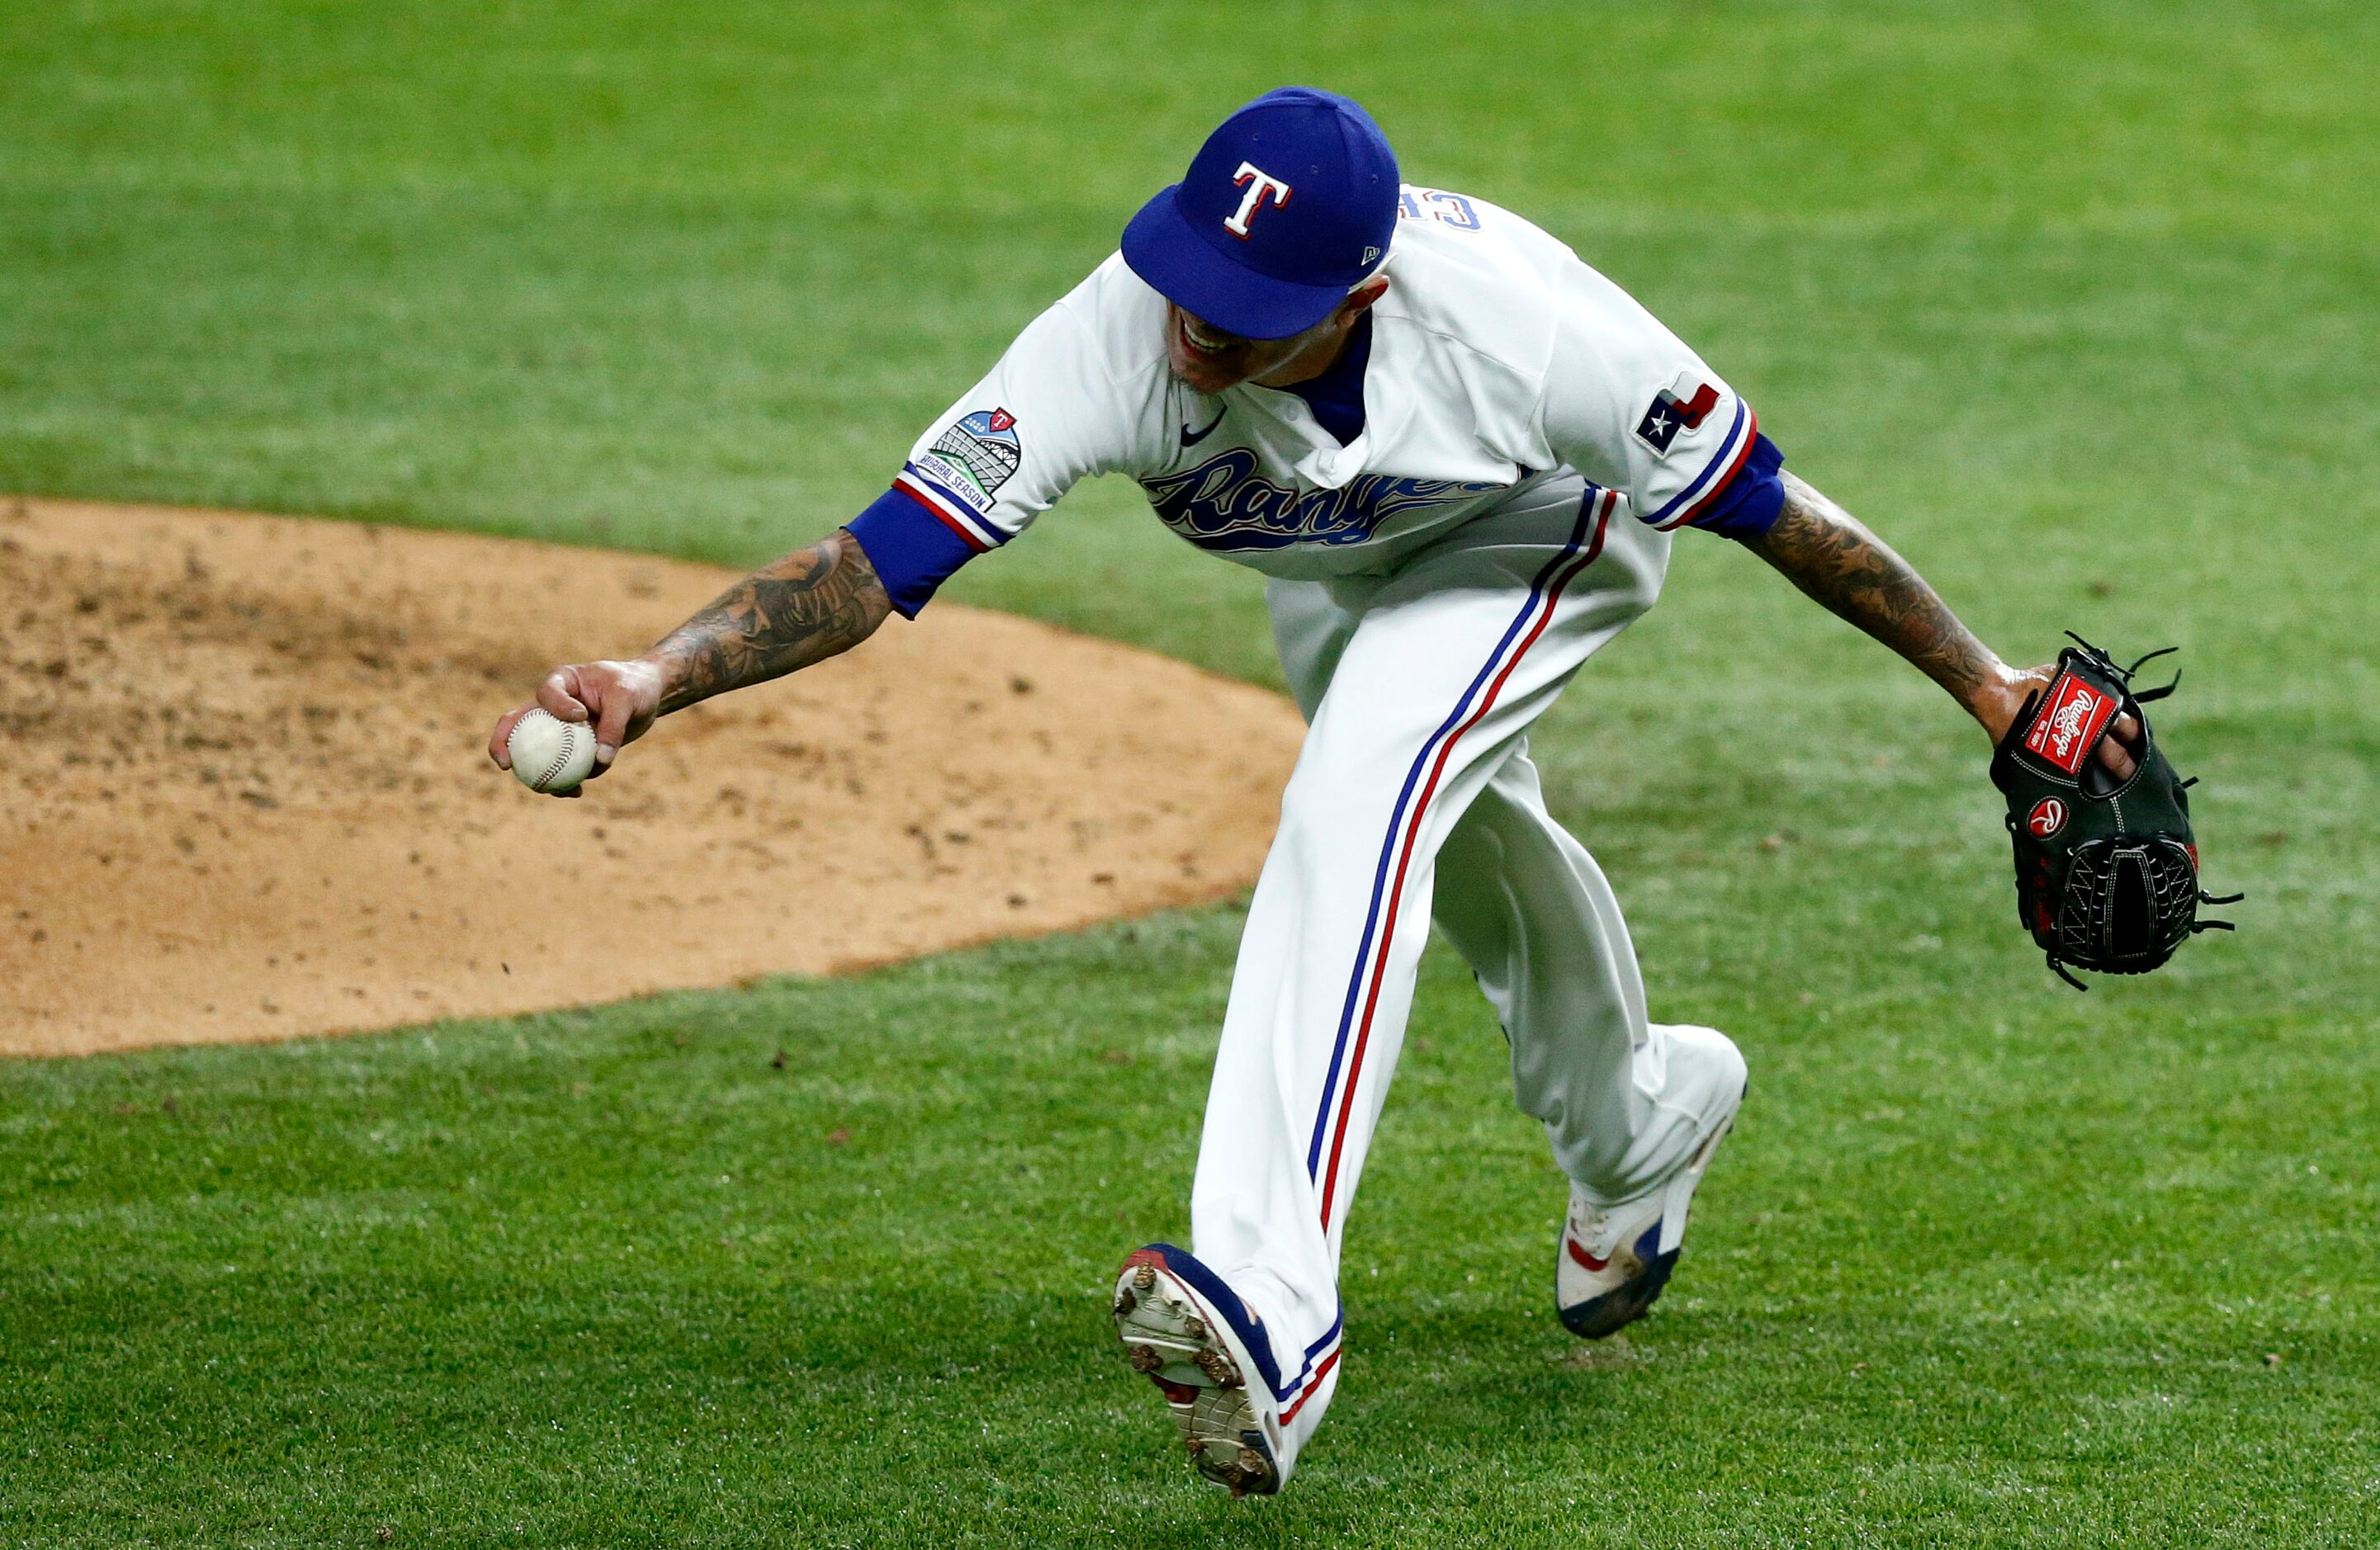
[1738,471,2022,724]
[1736,473,2139,775]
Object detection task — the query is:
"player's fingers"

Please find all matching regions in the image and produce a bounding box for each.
[535,666,591,721]
[590,685,636,773]
[2098,712,2141,780]
[487,706,529,769]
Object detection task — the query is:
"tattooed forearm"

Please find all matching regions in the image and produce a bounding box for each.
[1740,471,2013,717]
[646,529,893,713]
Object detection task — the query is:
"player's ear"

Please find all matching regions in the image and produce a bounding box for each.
[1339,276,1389,323]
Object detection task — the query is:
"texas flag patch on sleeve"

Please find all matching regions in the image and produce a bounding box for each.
[2022,671,2119,776]
[1635,378,1720,453]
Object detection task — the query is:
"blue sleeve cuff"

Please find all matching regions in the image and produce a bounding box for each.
[1690,432,1787,541]
[846,486,982,617]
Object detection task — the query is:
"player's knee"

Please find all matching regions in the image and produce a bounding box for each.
[1275,755,1402,867]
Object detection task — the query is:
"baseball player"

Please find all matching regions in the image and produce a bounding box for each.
[489,87,2141,1496]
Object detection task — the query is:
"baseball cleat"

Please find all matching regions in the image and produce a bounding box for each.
[1113,1244,1286,1497]
[1557,1050,1746,1340]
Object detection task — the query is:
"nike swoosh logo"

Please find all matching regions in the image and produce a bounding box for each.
[1180,407,1227,447]
[1565,1239,1610,1274]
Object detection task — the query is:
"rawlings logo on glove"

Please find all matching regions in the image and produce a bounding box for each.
[2023,674,2117,774]
[1989,636,2242,990]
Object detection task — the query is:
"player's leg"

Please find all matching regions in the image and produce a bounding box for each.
[1116,480,1660,1491]
[1431,749,1748,1336]
[1263,569,1360,724]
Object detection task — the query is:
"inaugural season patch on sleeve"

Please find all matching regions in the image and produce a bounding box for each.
[914,409,1021,514]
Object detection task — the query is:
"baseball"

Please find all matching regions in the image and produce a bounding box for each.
[506,706,598,794]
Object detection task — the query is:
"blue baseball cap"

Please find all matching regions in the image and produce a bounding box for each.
[1122,87,1399,341]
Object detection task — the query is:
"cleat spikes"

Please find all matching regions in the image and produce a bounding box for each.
[1114,1245,1285,1497]
[1193,1348,1243,1388]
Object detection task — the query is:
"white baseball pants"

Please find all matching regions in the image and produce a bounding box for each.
[1188,476,1746,1463]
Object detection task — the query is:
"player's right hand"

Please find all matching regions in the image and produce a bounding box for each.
[487,658,667,793]
[1990,664,2141,782]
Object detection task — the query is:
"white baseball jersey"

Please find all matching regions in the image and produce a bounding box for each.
[881,186,1760,593]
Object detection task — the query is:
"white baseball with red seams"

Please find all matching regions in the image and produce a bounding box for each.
[506,706,598,795]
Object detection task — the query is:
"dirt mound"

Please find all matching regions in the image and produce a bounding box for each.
[0,497,1302,1057]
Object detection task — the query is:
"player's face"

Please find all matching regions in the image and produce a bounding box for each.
[1165,306,1301,394]
[1164,282,1387,396]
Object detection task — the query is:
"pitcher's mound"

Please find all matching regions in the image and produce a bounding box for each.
[1,497,1303,1057]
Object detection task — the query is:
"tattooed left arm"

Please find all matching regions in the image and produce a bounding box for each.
[647,528,892,714]
[1739,471,2136,772]
[486,528,892,789]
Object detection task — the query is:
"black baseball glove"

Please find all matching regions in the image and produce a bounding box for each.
[1989,636,2240,989]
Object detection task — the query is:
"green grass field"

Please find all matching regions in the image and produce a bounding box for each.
[4,2,2377,1543]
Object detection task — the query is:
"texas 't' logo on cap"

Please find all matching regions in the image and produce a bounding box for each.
[1120,87,1400,341]
[1225,163,1293,239]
